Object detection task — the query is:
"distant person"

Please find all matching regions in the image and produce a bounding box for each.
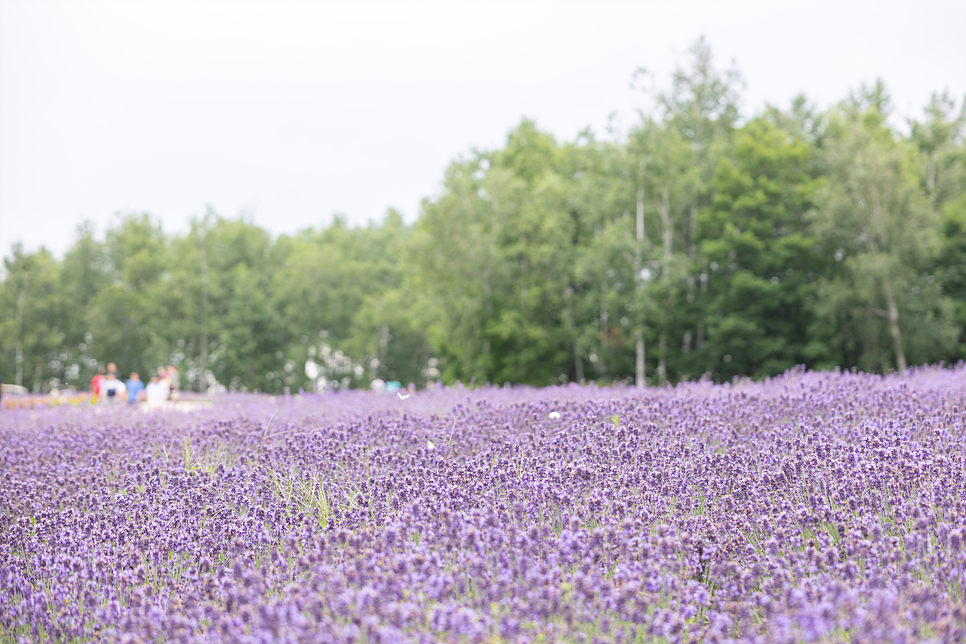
[166,365,180,397]
[126,372,145,405]
[90,367,106,397]
[157,367,172,397]
[100,371,127,404]
[144,375,170,406]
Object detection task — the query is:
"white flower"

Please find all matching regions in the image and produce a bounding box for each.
[548,411,561,419]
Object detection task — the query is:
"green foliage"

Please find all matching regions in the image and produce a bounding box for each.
[937,194,966,359]
[2,40,965,391]
[694,117,823,379]
[810,104,957,372]
[0,245,64,392]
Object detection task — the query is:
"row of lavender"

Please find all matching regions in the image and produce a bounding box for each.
[2,368,966,643]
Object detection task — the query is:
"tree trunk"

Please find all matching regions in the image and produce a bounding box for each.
[866,186,905,373]
[661,188,672,265]
[686,202,699,352]
[599,281,608,375]
[483,192,499,321]
[15,286,26,387]
[573,339,584,384]
[200,245,209,393]
[564,286,583,384]
[635,158,646,388]
[636,160,646,251]
[697,270,708,349]
[658,187,671,383]
[882,277,907,372]
[15,344,23,389]
[688,203,697,260]
[684,273,695,352]
[379,324,390,368]
[658,332,667,383]
[636,333,645,388]
[520,251,529,313]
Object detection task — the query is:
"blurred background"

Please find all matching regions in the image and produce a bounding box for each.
[2,0,965,393]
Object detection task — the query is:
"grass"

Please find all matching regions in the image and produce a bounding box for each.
[270,468,333,528]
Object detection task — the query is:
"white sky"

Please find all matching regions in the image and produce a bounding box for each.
[2,0,964,258]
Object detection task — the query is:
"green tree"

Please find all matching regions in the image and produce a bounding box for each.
[695,117,822,379]
[59,222,108,387]
[937,193,966,359]
[89,213,168,378]
[272,214,403,390]
[204,216,282,391]
[812,98,957,372]
[0,245,65,390]
[650,36,743,372]
[627,120,699,382]
[909,92,966,204]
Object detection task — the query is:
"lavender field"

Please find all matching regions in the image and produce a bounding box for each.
[2,368,966,643]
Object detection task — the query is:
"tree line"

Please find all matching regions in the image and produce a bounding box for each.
[2,39,965,393]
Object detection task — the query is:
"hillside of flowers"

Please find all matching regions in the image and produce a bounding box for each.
[2,367,966,643]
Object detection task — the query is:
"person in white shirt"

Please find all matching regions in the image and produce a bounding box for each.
[144,375,170,407]
[99,372,127,404]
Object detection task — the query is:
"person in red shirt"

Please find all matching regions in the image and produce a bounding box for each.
[90,367,106,397]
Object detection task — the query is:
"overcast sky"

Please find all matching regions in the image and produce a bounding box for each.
[2,0,964,258]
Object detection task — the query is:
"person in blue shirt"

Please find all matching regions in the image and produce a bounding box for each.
[126,372,145,405]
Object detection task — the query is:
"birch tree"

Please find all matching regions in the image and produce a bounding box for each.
[812,100,957,372]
